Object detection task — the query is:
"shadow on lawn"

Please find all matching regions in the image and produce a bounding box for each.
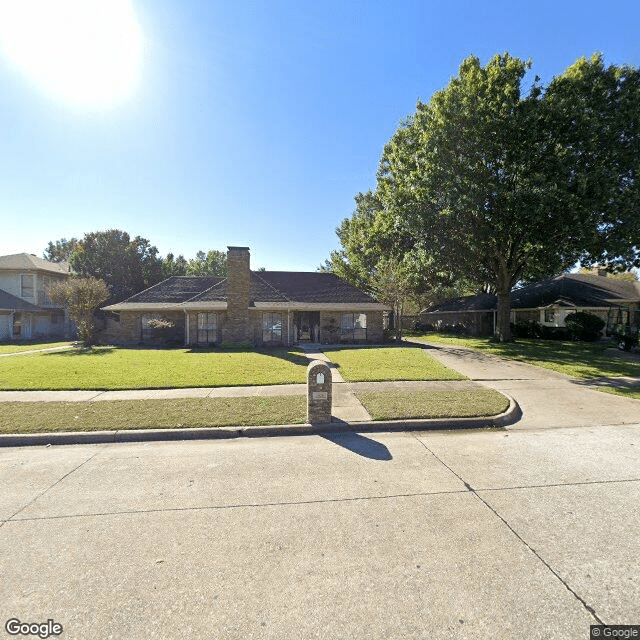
[185,345,312,367]
[42,346,116,357]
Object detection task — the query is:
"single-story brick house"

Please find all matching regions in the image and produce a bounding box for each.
[99,246,389,346]
[420,272,640,336]
[0,253,72,341]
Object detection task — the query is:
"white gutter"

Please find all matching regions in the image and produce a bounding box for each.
[251,302,390,311]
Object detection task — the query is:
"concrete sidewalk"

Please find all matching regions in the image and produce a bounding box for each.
[415,340,640,430]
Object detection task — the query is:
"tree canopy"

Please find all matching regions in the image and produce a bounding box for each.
[43,237,79,263]
[69,230,164,303]
[334,52,640,340]
[185,250,228,276]
[44,229,229,302]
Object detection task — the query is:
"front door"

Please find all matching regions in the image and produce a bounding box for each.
[294,311,320,342]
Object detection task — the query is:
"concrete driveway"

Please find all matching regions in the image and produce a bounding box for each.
[416,341,640,430]
[2,422,639,639]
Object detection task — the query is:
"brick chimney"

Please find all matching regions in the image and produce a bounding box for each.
[225,246,251,341]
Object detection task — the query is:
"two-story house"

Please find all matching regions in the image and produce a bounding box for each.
[0,253,72,341]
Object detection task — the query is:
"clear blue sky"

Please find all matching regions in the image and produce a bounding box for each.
[1,0,638,271]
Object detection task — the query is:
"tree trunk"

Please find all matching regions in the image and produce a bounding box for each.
[396,301,404,342]
[495,290,512,342]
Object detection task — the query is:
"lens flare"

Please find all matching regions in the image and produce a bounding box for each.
[0,0,143,105]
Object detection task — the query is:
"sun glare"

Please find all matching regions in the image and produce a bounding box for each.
[0,0,143,105]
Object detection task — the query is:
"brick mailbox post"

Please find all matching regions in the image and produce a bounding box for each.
[307,360,332,424]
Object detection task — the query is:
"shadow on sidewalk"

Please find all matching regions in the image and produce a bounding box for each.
[320,432,392,460]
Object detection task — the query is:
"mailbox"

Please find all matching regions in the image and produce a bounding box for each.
[307,360,332,424]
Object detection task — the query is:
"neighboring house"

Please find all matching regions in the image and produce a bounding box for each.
[100,246,389,346]
[421,272,640,336]
[0,253,72,341]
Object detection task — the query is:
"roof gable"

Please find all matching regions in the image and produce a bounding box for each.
[123,276,225,304]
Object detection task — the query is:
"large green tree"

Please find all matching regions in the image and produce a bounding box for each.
[376,53,640,340]
[43,237,79,263]
[324,189,476,313]
[69,229,164,302]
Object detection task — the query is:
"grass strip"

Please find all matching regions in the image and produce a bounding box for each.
[0,396,307,434]
[323,346,466,382]
[599,386,640,400]
[356,389,510,421]
[0,347,309,390]
[410,334,640,379]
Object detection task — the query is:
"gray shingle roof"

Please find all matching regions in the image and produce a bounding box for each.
[426,274,640,313]
[0,253,71,274]
[113,271,379,307]
[256,272,377,304]
[0,288,43,311]
[124,276,224,303]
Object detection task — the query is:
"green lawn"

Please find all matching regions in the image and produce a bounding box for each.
[409,333,640,379]
[0,346,309,390]
[0,396,307,434]
[323,345,466,381]
[356,389,510,420]
[600,386,640,400]
[0,340,73,354]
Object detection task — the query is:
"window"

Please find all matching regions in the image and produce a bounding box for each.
[42,275,52,305]
[141,314,160,341]
[21,275,34,299]
[341,313,367,341]
[262,313,282,343]
[544,309,555,323]
[50,312,64,325]
[198,313,218,344]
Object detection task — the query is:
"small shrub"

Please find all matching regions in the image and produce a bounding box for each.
[440,323,466,335]
[511,320,544,339]
[541,325,572,341]
[564,312,606,342]
[413,321,434,332]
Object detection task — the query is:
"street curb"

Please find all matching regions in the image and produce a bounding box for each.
[0,395,521,448]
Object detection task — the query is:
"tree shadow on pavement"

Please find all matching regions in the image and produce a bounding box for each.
[320,432,392,460]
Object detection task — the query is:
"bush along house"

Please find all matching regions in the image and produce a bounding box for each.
[99,246,389,346]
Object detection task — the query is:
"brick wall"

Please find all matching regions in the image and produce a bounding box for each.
[96,311,184,346]
[224,247,250,342]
